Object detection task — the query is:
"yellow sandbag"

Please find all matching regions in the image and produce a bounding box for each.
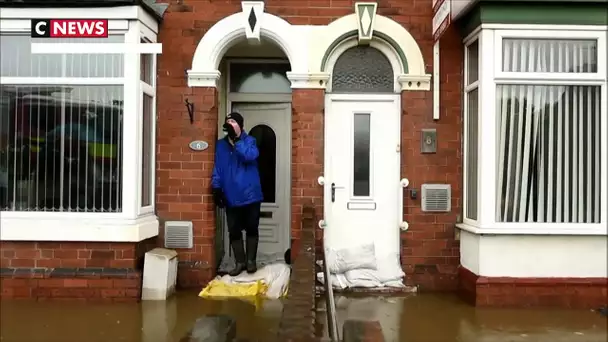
[198,279,268,310]
[199,279,268,298]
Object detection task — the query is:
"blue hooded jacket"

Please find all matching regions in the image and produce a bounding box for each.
[211,132,263,207]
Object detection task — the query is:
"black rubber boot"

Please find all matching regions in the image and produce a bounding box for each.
[229,239,246,276]
[245,236,258,274]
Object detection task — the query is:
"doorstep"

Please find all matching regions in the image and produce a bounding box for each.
[0,267,142,302]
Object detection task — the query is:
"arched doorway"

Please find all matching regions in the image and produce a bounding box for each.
[216,38,292,271]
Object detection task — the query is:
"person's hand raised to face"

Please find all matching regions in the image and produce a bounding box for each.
[225,118,242,141]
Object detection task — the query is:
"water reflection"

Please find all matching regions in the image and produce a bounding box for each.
[317,294,607,342]
[1,292,605,342]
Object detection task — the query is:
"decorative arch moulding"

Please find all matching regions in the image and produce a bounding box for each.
[187,1,432,92]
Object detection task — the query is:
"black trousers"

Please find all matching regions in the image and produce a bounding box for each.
[226,202,261,242]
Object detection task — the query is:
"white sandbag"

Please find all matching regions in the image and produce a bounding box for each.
[232,263,291,299]
[346,277,383,288]
[383,280,405,288]
[325,243,378,274]
[344,254,404,284]
[316,272,349,289]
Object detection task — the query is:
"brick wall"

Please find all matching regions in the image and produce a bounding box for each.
[401,24,463,291]
[459,267,608,309]
[0,241,152,269]
[0,240,153,301]
[154,0,463,291]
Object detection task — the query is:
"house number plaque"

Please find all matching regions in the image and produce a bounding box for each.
[189,140,209,151]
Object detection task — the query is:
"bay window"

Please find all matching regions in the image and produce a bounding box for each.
[0,8,159,242]
[461,28,607,234]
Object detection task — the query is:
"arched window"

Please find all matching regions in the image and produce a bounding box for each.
[248,124,277,203]
[331,45,394,93]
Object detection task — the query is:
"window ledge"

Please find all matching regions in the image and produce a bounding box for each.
[456,223,608,236]
[0,214,159,242]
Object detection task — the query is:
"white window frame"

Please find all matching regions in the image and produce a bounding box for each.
[0,7,160,242]
[459,25,608,235]
[463,37,480,226]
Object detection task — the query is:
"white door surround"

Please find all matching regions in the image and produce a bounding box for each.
[324,94,402,260]
[186,2,431,91]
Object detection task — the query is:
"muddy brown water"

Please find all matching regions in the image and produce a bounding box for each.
[1,291,606,342]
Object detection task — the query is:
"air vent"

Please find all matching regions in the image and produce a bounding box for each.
[421,184,451,212]
[164,221,193,249]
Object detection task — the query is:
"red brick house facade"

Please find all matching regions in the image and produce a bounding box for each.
[1,0,606,308]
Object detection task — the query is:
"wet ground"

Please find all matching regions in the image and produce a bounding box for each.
[1,291,606,342]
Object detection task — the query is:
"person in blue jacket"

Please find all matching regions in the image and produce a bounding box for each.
[212,112,263,276]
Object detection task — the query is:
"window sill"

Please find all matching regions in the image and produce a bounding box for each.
[0,214,159,242]
[456,223,608,236]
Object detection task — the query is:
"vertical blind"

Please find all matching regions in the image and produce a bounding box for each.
[496,39,601,223]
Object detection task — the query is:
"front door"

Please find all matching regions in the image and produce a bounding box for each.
[324,94,401,259]
[229,102,291,259]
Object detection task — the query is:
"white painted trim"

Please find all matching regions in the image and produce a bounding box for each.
[0,214,159,242]
[481,23,608,32]
[189,11,308,87]
[139,24,157,43]
[136,6,159,35]
[286,72,330,89]
[188,70,221,88]
[141,82,155,96]
[315,13,431,91]
[463,26,482,45]
[477,29,496,226]
[31,43,162,54]
[456,223,607,236]
[433,42,440,120]
[122,21,142,220]
[0,77,124,85]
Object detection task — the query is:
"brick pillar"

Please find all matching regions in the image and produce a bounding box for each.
[291,89,325,257]
[156,86,218,288]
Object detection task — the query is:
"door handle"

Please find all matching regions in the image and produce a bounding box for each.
[331,183,344,203]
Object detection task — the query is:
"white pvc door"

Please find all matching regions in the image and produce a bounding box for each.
[324,94,401,259]
[230,102,291,258]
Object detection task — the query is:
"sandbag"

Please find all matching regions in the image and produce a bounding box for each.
[344,254,404,284]
[325,243,378,274]
[316,272,349,289]
[232,263,291,299]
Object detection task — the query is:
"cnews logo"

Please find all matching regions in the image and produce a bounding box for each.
[31,19,108,38]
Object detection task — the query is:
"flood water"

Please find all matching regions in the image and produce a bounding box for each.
[1,291,606,342]
[318,294,608,342]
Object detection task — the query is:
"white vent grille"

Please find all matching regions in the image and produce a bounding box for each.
[421,184,451,212]
[164,221,193,249]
